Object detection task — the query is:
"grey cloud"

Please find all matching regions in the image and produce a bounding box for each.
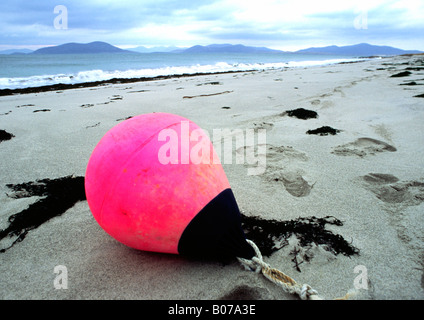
[0,0,422,50]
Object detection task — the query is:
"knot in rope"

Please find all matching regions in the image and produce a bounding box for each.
[300,284,319,300]
[237,239,323,300]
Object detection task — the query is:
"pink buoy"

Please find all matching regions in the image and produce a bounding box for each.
[85,113,254,261]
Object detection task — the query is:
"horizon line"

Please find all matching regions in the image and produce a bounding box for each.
[1,41,423,53]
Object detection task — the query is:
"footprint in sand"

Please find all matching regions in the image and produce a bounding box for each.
[266,145,312,197]
[332,137,396,157]
[266,145,309,163]
[219,285,271,300]
[278,172,313,197]
[360,173,424,249]
[361,173,424,205]
[239,144,313,197]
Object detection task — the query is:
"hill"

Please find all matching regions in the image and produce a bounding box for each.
[26,41,423,56]
[129,46,182,53]
[32,41,131,54]
[0,49,34,55]
[295,43,422,56]
[179,44,283,53]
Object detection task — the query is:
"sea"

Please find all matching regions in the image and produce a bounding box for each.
[0,52,366,90]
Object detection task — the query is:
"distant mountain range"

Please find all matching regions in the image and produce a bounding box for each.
[31,41,132,54]
[191,43,422,55]
[129,45,181,53]
[0,48,33,55]
[178,44,282,53]
[295,43,422,56]
[0,41,422,56]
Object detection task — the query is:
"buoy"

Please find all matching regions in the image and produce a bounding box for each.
[85,112,255,261]
[84,112,351,300]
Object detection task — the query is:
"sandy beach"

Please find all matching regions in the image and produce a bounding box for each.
[1,54,423,301]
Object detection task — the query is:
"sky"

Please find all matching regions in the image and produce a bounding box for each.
[0,0,423,51]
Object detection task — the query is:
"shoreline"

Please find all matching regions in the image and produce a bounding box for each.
[3,54,423,97]
[0,70,255,97]
[0,56,386,97]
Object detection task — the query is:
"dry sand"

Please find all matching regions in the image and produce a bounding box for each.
[0,55,423,301]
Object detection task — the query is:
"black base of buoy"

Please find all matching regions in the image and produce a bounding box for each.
[178,188,255,262]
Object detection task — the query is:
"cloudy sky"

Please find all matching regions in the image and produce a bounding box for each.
[0,0,423,51]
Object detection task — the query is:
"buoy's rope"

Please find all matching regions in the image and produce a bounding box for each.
[237,239,323,300]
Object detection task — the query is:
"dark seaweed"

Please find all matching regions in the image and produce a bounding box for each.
[405,67,424,71]
[241,213,359,270]
[286,108,318,120]
[306,126,340,136]
[0,70,253,97]
[0,176,86,252]
[1,174,359,269]
[196,81,222,86]
[390,71,412,77]
[116,116,134,121]
[0,129,15,143]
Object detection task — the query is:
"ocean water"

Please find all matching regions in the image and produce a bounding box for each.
[0,52,363,90]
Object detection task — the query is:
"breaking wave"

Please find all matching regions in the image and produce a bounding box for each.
[0,58,363,90]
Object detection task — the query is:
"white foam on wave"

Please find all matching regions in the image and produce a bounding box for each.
[0,58,363,90]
